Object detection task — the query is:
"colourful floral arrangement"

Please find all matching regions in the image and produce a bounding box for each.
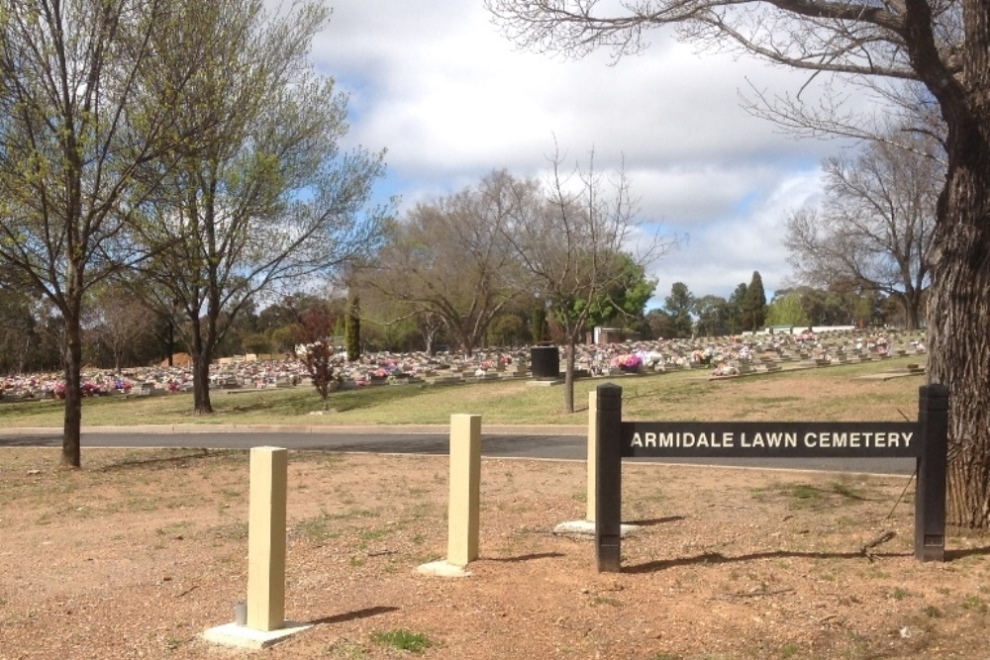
[81,381,107,396]
[611,354,642,369]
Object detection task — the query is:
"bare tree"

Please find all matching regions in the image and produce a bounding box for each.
[488,0,990,529]
[786,131,938,329]
[417,310,447,356]
[84,282,157,373]
[504,147,673,413]
[364,170,534,355]
[0,0,218,467]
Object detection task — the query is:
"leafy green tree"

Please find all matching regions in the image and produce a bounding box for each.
[487,313,528,347]
[643,308,675,340]
[726,284,748,335]
[765,292,809,327]
[693,295,729,338]
[663,282,694,339]
[257,300,300,336]
[241,333,273,356]
[0,0,220,466]
[270,326,301,356]
[581,253,657,330]
[139,0,390,414]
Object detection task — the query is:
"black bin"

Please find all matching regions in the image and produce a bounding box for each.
[530,346,560,379]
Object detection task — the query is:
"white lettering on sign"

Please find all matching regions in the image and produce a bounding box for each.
[740,432,797,448]
[802,432,914,448]
[629,432,734,448]
[628,429,913,451]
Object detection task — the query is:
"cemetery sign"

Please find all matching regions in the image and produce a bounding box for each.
[592,383,949,573]
[623,421,920,458]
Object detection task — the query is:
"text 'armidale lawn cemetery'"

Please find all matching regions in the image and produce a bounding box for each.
[622,422,919,457]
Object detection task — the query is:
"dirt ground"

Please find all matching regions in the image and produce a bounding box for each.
[1,447,989,660]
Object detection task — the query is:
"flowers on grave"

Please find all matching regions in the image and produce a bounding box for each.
[81,381,103,396]
[52,381,66,399]
[643,351,664,368]
[611,354,642,371]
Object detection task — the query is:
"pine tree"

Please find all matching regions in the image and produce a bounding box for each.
[345,291,361,361]
[744,272,767,331]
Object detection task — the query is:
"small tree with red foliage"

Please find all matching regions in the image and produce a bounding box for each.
[293,299,340,411]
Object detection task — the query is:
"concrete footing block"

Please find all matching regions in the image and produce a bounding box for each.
[202,621,312,650]
[552,520,640,537]
[416,560,472,577]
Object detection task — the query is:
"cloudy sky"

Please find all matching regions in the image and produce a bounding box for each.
[308,1,861,306]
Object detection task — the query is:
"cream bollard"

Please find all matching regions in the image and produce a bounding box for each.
[447,414,481,567]
[203,446,311,649]
[417,414,481,577]
[247,446,288,631]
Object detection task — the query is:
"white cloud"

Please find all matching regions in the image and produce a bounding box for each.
[308,0,870,300]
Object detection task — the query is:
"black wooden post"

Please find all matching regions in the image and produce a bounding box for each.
[915,384,949,561]
[595,384,623,573]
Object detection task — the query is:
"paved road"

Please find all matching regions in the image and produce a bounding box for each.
[0,428,916,475]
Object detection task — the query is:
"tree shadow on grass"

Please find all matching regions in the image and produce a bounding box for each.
[95,448,241,472]
[317,385,429,414]
[945,545,990,561]
[626,515,685,527]
[0,435,61,447]
[308,606,399,626]
[622,549,915,574]
[484,552,565,563]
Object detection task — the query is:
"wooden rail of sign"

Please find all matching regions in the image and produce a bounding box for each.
[593,384,949,573]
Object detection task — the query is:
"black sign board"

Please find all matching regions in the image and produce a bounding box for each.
[593,383,949,573]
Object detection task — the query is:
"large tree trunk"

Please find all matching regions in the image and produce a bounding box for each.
[916,0,990,530]
[927,101,990,529]
[188,319,214,414]
[193,355,213,414]
[60,311,83,468]
[904,291,923,331]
